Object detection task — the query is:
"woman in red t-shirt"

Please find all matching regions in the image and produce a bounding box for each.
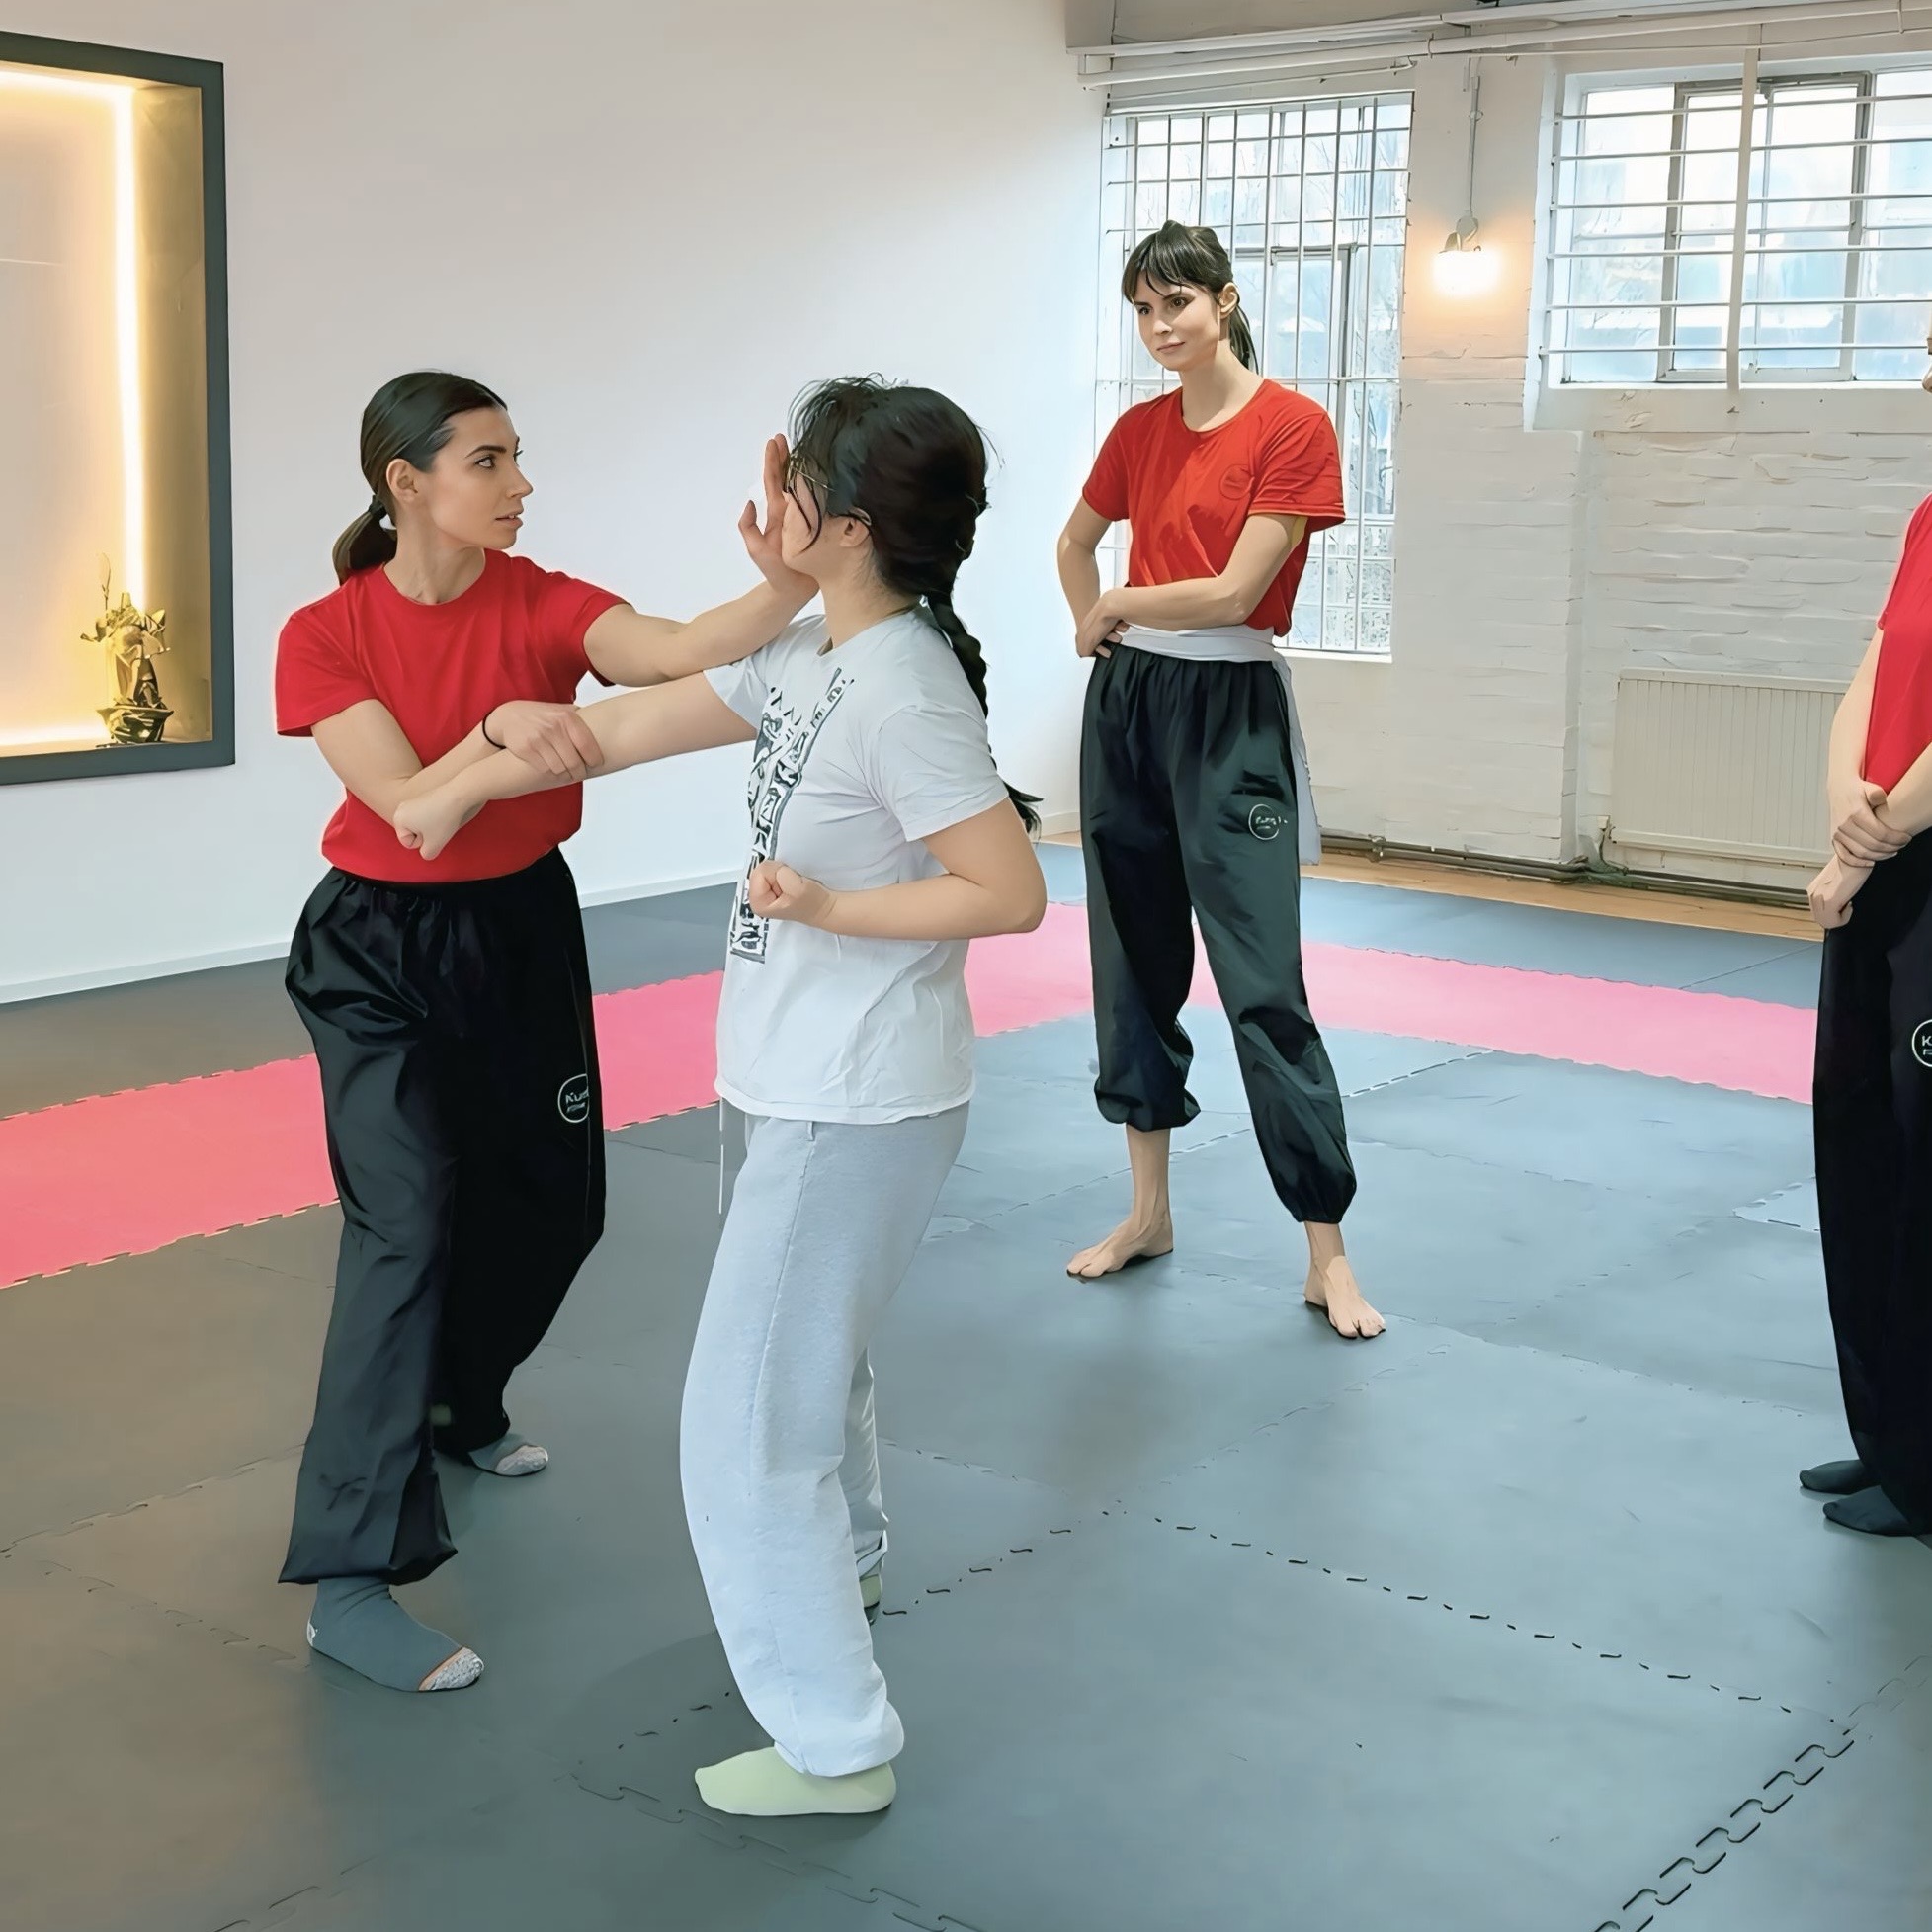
[1056,222,1382,1339]
[1803,472,1932,1538]
[275,370,811,1693]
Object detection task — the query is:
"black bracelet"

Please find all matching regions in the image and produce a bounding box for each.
[480,709,506,750]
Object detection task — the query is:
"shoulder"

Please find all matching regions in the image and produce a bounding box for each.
[761,613,831,678]
[487,549,558,603]
[1112,390,1180,439]
[710,613,825,713]
[280,578,359,651]
[489,549,601,606]
[866,625,989,726]
[1253,381,1332,433]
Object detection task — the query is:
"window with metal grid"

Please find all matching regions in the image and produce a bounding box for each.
[1098,96,1412,657]
[1546,69,1932,385]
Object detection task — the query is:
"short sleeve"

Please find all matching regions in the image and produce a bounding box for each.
[1081,412,1135,523]
[275,607,374,737]
[535,566,625,680]
[706,617,827,723]
[705,653,770,727]
[865,702,1010,845]
[1249,395,1346,534]
[1882,498,1932,631]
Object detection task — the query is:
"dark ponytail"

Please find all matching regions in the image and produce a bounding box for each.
[330,370,508,583]
[1122,219,1258,372]
[787,377,1041,835]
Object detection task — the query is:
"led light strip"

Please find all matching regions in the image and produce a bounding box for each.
[1,67,142,606]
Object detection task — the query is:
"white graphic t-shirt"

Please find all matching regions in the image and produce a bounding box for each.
[705,610,1012,1125]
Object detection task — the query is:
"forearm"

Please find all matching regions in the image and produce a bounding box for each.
[1107,576,1252,632]
[595,580,810,687]
[346,724,496,824]
[1057,538,1103,627]
[437,679,745,816]
[1828,674,1876,795]
[1882,743,1932,837]
[434,695,670,816]
[397,724,501,804]
[654,580,812,679]
[812,874,1041,943]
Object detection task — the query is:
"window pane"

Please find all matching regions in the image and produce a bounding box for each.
[1265,256,1334,383]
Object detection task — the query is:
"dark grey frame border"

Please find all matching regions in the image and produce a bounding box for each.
[0,32,233,787]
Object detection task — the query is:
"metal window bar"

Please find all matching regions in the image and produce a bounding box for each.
[1546,63,1932,385]
[1554,84,1932,116]
[1100,96,1410,656]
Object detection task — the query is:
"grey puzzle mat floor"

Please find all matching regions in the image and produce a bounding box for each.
[2,880,1923,1932]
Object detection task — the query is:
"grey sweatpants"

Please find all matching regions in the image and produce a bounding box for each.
[680,1105,968,1776]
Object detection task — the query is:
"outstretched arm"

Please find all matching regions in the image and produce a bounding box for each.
[311,697,608,825]
[395,675,756,860]
[1072,513,1308,656]
[746,801,1047,943]
[584,436,815,686]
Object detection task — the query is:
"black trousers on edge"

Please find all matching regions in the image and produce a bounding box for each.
[1815,833,1932,1530]
[281,850,605,1586]
[1080,644,1356,1226]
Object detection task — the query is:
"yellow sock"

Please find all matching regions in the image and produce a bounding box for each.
[695,1747,896,1818]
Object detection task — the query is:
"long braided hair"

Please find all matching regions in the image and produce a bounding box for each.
[786,376,1040,833]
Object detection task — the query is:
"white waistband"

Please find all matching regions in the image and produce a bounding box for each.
[1118,623,1279,665]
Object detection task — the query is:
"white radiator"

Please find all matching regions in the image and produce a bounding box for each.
[1608,670,1841,867]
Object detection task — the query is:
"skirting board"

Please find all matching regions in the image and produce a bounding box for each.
[2,865,745,1007]
[6,818,1088,1006]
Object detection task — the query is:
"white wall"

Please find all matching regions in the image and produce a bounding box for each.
[1287,32,1932,879]
[1295,53,1590,866]
[0,0,1099,1000]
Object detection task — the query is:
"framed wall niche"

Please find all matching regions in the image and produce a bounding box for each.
[0,32,232,785]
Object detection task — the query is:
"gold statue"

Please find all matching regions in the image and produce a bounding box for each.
[81,558,172,745]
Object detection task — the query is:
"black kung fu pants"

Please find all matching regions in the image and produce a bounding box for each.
[1814,832,1932,1531]
[280,849,605,1586]
[1080,644,1357,1227]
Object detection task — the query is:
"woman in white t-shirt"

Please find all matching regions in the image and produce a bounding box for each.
[396,378,1046,1816]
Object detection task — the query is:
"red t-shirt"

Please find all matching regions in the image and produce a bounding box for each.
[276,549,623,882]
[1082,381,1346,636]
[1869,498,1932,793]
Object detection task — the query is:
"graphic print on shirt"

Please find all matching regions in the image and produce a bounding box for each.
[727,670,851,963]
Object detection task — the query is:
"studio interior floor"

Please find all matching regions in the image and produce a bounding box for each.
[3,845,1929,1932]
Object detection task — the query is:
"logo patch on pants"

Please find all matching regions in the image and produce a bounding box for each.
[557,1074,592,1125]
[1913,1023,1932,1070]
[1247,800,1286,842]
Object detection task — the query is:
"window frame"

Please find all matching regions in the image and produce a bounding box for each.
[1544,61,1932,392]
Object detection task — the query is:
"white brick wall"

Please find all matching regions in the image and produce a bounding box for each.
[1288,41,1932,885]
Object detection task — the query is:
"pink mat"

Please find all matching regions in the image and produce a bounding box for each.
[0,901,1813,1289]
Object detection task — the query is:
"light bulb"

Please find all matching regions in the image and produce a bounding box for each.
[1434,241,1498,298]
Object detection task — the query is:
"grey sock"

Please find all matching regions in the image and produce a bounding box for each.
[468,1433,548,1477]
[307,1577,482,1692]
[1799,1457,1870,1496]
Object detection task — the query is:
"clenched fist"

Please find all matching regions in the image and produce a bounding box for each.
[747,859,834,927]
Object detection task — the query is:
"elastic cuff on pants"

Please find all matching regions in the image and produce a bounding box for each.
[1096,1098,1200,1134]
[774,1738,899,1779]
[1278,1185,1357,1227]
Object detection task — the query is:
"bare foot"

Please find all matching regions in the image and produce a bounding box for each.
[1305,1255,1385,1338]
[1067,1216,1173,1280]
